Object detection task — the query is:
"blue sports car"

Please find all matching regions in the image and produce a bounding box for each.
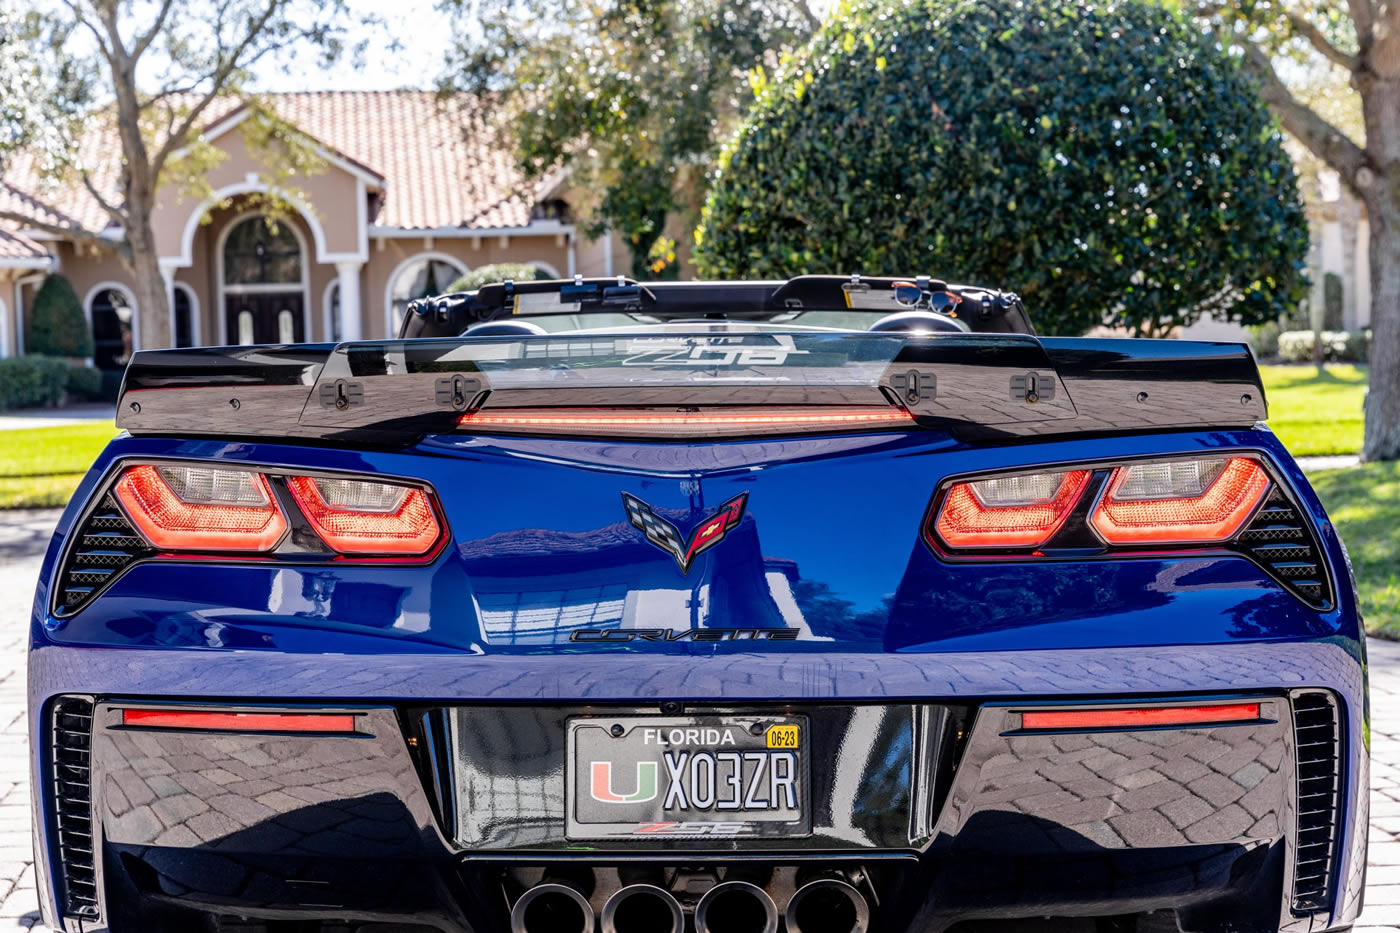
[29,275,1367,933]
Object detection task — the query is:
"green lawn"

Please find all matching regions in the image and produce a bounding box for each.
[0,422,119,508]
[1259,364,1367,457]
[1310,461,1400,638]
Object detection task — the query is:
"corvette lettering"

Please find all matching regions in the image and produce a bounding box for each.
[569,628,800,642]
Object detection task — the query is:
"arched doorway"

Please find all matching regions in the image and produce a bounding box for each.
[219,214,307,345]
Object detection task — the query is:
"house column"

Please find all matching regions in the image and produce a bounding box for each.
[160,263,176,350]
[335,260,363,341]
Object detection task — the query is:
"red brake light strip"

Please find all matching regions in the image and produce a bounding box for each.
[1020,703,1262,731]
[121,709,359,733]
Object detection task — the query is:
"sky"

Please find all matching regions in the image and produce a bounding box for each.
[246,0,458,92]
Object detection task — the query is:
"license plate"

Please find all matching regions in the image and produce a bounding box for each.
[566,715,810,839]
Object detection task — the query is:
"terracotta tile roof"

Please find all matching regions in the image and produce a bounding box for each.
[0,91,542,237]
[0,226,50,263]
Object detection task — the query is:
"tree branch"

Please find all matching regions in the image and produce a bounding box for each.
[130,0,176,60]
[78,169,126,226]
[0,209,112,249]
[1241,39,1372,189]
[149,0,284,179]
[1285,8,1359,71]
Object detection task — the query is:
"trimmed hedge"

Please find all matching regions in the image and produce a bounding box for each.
[65,365,105,401]
[0,356,71,411]
[695,0,1309,336]
[448,263,552,293]
[1277,330,1369,363]
[28,274,93,358]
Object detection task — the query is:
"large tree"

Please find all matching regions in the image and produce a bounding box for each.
[0,0,365,349]
[439,0,819,277]
[1201,1,1400,460]
[695,0,1310,339]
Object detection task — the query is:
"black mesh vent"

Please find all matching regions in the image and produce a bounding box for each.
[1291,691,1341,914]
[1236,489,1333,609]
[51,697,99,919]
[56,495,152,615]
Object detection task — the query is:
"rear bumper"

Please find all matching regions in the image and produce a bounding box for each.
[29,640,1368,933]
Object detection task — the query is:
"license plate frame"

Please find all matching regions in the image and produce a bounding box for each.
[565,714,811,840]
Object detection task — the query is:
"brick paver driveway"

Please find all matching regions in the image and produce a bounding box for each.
[0,508,1397,931]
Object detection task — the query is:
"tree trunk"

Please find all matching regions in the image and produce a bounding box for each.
[1364,188,1400,460]
[124,218,170,349]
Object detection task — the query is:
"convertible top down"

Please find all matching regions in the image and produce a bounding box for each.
[29,276,1366,933]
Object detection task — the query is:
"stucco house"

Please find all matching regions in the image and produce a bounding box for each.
[0,91,627,377]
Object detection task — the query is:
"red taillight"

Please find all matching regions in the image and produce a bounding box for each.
[1020,702,1262,731]
[286,476,441,555]
[933,469,1091,548]
[121,709,358,733]
[1090,457,1270,545]
[114,465,287,552]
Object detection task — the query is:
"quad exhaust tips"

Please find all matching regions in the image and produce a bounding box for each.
[511,880,594,933]
[602,883,685,933]
[785,877,871,933]
[694,880,780,933]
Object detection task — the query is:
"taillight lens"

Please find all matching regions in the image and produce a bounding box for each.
[933,469,1091,548]
[114,465,288,551]
[1090,456,1270,545]
[286,476,441,555]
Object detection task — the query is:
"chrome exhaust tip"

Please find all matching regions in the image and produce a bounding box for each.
[511,881,595,933]
[601,883,684,933]
[784,877,871,933]
[695,880,779,933]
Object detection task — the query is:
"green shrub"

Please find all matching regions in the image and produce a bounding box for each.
[695,0,1310,337]
[1277,330,1369,363]
[1247,320,1282,359]
[448,263,552,293]
[65,365,104,401]
[0,355,71,411]
[27,274,93,358]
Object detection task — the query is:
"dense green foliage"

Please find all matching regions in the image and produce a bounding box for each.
[27,274,92,358]
[65,365,103,401]
[0,355,69,411]
[1323,272,1344,331]
[441,0,818,276]
[696,0,1310,336]
[448,263,552,293]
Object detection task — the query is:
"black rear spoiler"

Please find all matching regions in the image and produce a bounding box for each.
[114,333,1267,445]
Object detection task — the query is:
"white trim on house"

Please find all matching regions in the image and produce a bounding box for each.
[0,256,53,269]
[215,211,313,345]
[0,294,9,358]
[382,251,468,338]
[172,281,201,347]
[322,277,340,343]
[168,179,368,269]
[368,221,574,240]
[83,280,141,361]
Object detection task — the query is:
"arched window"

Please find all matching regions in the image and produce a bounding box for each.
[172,283,196,348]
[386,254,466,335]
[223,216,302,285]
[89,287,135,372]
[219,213,308,345]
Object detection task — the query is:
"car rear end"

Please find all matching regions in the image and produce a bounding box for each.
[29,277,1367,933]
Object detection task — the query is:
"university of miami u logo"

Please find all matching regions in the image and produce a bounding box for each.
[590,761,658,803]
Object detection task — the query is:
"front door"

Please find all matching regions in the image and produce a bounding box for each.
[226,293,305,345]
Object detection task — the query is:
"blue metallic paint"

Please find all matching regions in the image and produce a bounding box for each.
[27,424,1369,931]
